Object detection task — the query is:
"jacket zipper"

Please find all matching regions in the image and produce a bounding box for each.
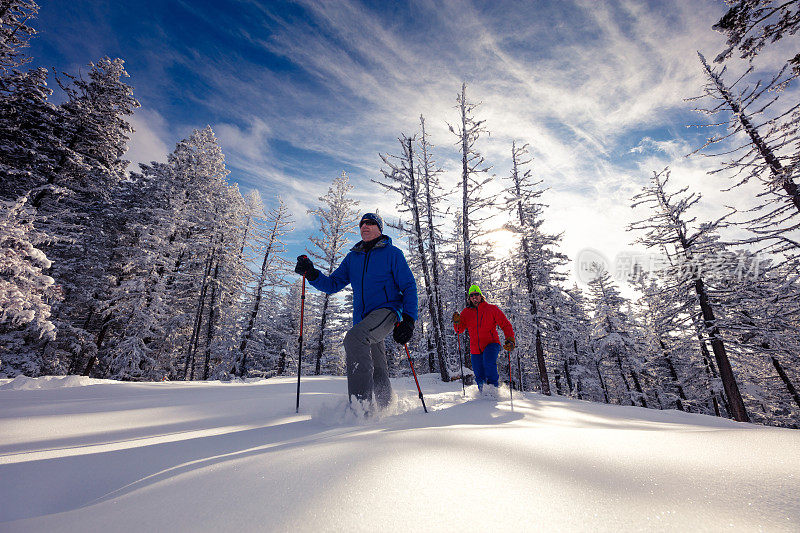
[476,303,482,352]
[360,248,372,319]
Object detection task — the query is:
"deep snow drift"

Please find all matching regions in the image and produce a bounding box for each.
[1,374,798,532]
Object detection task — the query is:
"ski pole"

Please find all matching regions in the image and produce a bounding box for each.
[507,348,513,410]
[456,331,465,397]
[403,344,428,413]
[295,258,307,414]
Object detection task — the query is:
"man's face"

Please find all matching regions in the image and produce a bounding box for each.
[360,220,381,241]
[469,293,481,304]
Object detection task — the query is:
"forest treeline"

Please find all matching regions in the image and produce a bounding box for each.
[1,1,798,427]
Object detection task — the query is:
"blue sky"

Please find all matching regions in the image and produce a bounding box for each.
[26,0,790,287]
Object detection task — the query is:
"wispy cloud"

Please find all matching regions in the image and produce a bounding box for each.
[126,108,172,169]
[32,0,791,284]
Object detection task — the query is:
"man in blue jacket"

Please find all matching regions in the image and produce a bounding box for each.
[295,212,417,410]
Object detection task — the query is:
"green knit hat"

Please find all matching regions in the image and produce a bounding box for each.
[468,284,482,296]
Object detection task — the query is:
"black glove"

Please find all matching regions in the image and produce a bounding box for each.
[294,255,319,281]
[392,313,415,345]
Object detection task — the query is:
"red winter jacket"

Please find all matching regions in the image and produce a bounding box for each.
[454,300,514,354]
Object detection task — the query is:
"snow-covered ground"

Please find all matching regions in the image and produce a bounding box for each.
[1,374,798,532]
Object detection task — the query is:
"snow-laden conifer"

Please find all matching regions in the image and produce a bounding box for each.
[377,134,451,380]
[0,67,61,202]
[25,58,139,377]
[233,195,294,377]
[692,53,800,262]
[501,141,570,395]
[0,0,38,73]
[630,168,750,421]
[0,197,55,336]
[585,264,649,407]
[713,0,800,77]
[448,83,495,295]
[305,172,359,375]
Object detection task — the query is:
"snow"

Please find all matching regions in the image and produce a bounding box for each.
[1,374,798,532]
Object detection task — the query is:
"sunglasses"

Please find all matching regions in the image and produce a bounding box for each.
[360,220,378,227]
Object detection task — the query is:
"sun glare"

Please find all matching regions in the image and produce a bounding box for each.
[486,229,519,258]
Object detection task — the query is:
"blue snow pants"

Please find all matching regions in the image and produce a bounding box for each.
[470,342,501,390]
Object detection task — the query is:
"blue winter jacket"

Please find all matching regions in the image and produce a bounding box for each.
[308,235,418,325]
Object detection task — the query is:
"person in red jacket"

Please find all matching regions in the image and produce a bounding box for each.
[452,284,515,392]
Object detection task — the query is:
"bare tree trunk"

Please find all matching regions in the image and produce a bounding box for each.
[574,340,585,400]
[563,359,573,395]
[595,357,610,403]
[315,294,330,375]
[772,356,800,410]
[614,352,634,405]
[553,366,563,395]
[183,242,216,380]
[660,340,687,411]
[277,349,286,376]
[201,261,220,380]
[630,368,647,408]
[694,277,749,421]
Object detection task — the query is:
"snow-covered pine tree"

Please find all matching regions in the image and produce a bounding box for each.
[502,141,570,395]
[693,53,800,262]
[377,134,450,381]
[197,182,249,380]
[554,285,597,401]
[629,266,696,412]
[0,0,38,73]
[713,0,800,77]
[418,115,452,379]
[586,264,648,407]
[630,168,750,421]
[0,196,57,376]
[165,127,246,380]
[707,250,800,426]
[306,172,359,375]
[29,57,139,377]
[448,83,495,296]
[0,66,61,202]
[234,195,294,377]
[98,161,181,380]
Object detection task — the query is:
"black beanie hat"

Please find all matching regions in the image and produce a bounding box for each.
[359,212,383,233]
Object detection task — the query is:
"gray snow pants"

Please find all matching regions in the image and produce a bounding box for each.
[343,307,396,409]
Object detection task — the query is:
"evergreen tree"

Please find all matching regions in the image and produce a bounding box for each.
[693,53,800,261]
[377,134,450,381]
[306,172,359,375]
[234,196,293,377]
[27,57,139,377]
[630,169,750,421]
[713,0,800,76]
[448,82,494,295]
[586,265,648,407]
[0,196,57,376]
[0,66,61,202]
[0,0,38,73]
[502,141,570,395]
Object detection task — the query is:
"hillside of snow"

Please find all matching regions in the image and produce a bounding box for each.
[1,374,798,532]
